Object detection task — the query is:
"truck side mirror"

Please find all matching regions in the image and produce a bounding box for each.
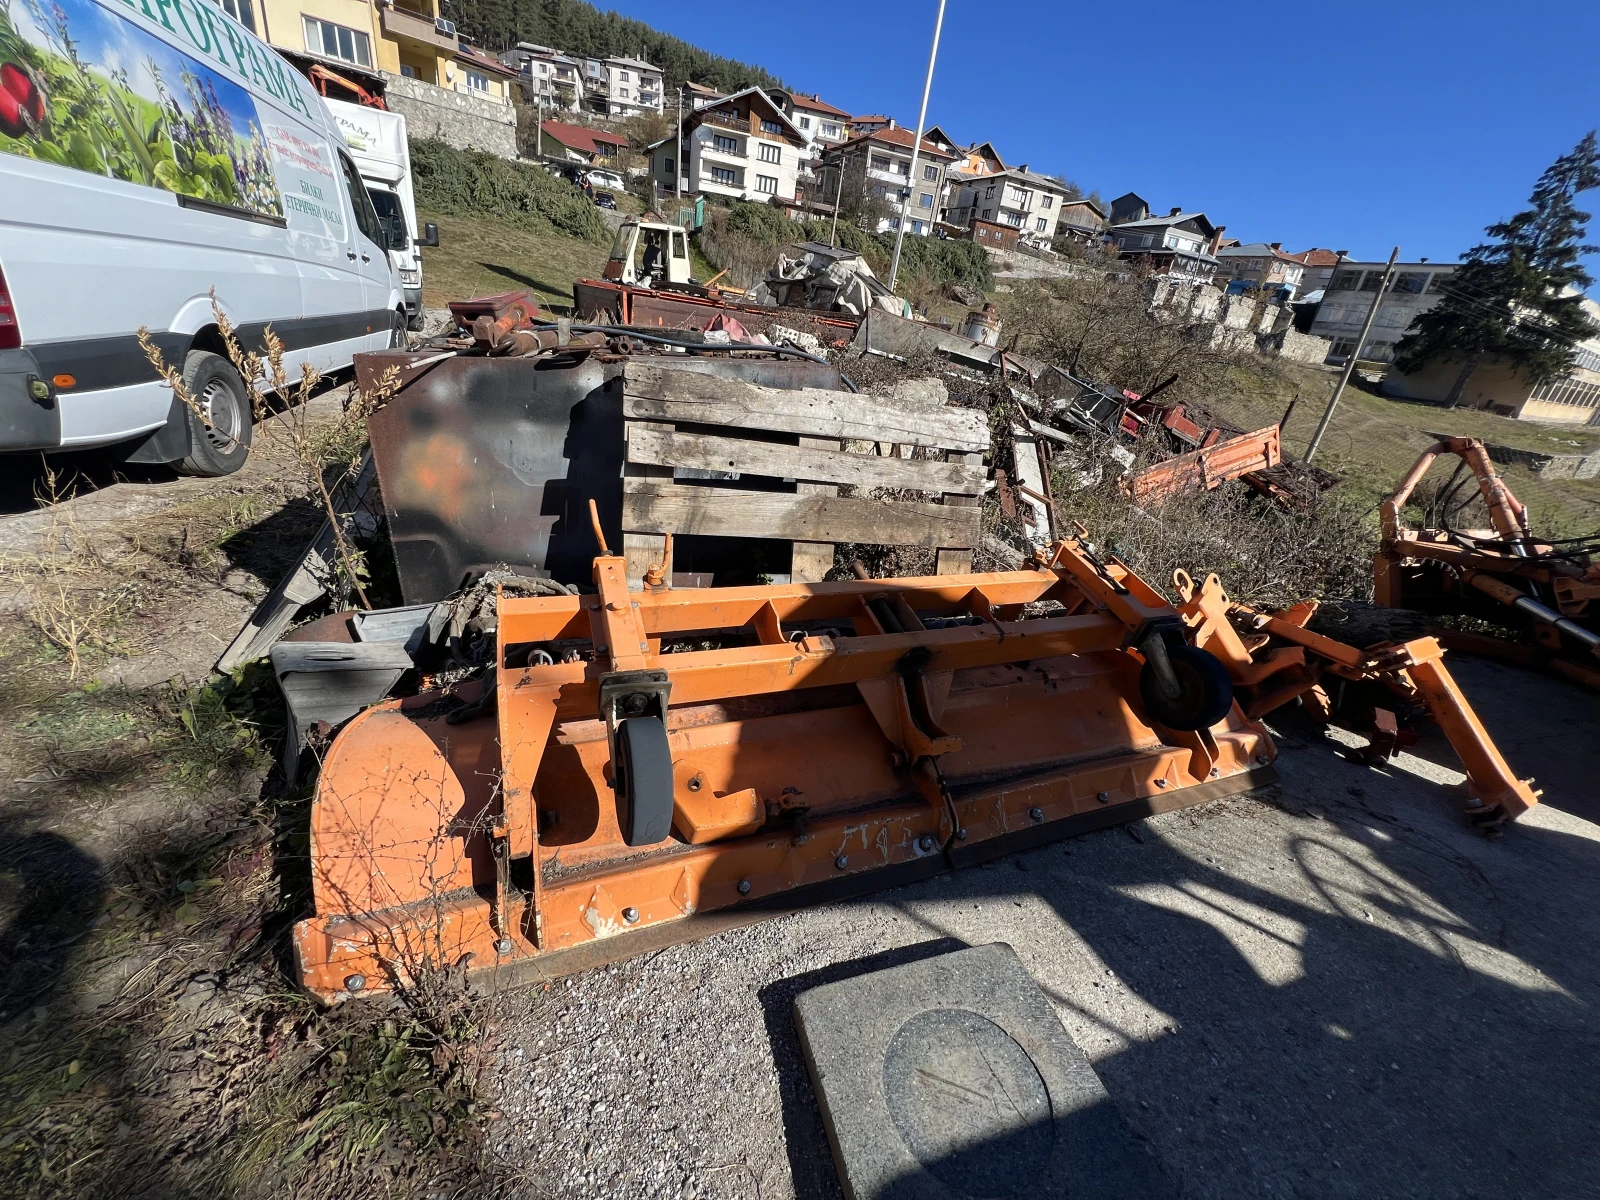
[419,222,440,248]
[385,219,409,252]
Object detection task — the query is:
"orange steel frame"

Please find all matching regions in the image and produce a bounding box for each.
[293,538,1279,1002]
[1174,569,1538,826]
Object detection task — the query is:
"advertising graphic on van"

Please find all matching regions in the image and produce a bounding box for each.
[0,0,283,218]
[264,122,343,236]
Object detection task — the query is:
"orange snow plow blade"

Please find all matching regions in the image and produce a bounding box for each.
[293,534,1278,1002]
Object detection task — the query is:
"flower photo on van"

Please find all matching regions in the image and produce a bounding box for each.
[0,0,282,218]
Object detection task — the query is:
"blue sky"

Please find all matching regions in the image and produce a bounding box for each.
[612,0,1600,270]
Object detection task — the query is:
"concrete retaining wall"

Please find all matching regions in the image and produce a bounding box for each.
[383,73,517,158]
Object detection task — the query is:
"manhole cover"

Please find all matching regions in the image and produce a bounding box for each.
[883,1007,1054,1197]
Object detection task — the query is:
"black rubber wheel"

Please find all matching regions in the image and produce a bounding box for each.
[174,349,252,477]
[615,716,674,846]
[1138,642,1234,731]
[388,309,408,348]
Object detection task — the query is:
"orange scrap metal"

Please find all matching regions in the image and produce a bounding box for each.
[293,535,1279,1002]
[1125,424,1282,501]
[1173,568,1539,828]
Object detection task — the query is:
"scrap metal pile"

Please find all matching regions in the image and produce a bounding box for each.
[219,291,1545,1001]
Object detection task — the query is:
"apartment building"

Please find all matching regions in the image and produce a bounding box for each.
[1308,260,1456,364]
[1216,243,1306,295]
[822,127,957,237]
[586,56,663,117]
[647,87,808,203]
[500,42,584,111]
[1107,209,1225,283]
[947,167,1073,246]
[1288,248,1346,298]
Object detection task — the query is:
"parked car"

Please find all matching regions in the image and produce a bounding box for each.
[0,0,406,476]
[586,169,626,192]
[594,191,618,211]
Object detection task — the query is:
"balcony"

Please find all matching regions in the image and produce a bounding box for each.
[380,6,458,53]
[701,109,752,133]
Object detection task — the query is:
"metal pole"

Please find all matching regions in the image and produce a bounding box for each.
[1304,245,1399,464]
[886,0,947,292]
[536,94,543,158]
[829,164,842,247]
[675,85,683,202]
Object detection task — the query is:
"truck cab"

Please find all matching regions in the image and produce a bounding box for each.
[602,219,694,288]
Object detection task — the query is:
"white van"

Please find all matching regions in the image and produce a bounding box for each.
[324,98,438,331]
[0,0,405,476]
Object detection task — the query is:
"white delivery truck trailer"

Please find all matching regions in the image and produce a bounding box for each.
[324,98,437,331]
[0,0,406,476]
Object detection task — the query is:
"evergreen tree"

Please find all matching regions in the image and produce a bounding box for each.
[1394,132,1600,408]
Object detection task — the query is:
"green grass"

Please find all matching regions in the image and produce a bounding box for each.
[418,210,612,310]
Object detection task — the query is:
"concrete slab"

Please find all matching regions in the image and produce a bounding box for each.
[793,942,1172,1199]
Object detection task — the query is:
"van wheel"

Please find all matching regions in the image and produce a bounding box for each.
[389,310,408,349]
[174,350,253,477]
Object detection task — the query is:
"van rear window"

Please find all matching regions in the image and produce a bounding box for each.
[0,0,283,221]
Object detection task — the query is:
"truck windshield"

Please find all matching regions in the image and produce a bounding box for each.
[368,187,407,247]
[610,223,636,261]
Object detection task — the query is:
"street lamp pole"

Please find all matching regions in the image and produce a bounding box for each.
[1305,245,1400,464]
[886,0,947,292]
[675,85,683,202]
[828,163,842,246]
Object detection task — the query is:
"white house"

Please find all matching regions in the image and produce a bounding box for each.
[648,86,809,203]
[499,43,584,111]
[947,166,1072,246]
[601,56,663,117]
[822,125,958,237]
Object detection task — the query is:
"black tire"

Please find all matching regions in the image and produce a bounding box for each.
[388,309,408,348]
[615,716,674,846]
[174,349,252,477]
[1138,642,1234,731]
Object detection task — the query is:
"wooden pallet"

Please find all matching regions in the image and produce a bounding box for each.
[620,362,991,585]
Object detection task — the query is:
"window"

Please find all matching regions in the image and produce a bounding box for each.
[618,70,630,82]
[911,220,925,234]
[1329,338,1359,359]
[984,184,995,199]
[798,116,812,130]
[889,217,900,229]
[217,0,255,33]
[713,134,740,154]
[1332,271,1362,291]
[1035,217,1048,232]
[822,123,839,137]
[1040,195,1052,209]
[918,192,932,209]
[467,70,489,93]
[400,63,417,78]
[337,150,383,250]
[711,166,737,186]
[982,207,993,219]
[872,185,886,198]
[755,174,777,194]
[1392,272,1427,294]
[923,164,938,181]
[1003,210,1023,227]
[303,16,370,67]
[1427,273,1452,293]
[758,143,780,164]
[871,155,892,172]
[1006,186,1031,207]
[1360,271,1385,291]
[760,118,783,135]
[661,155,674,174]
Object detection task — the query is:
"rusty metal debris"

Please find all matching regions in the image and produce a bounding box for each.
[1374,436,1600,689]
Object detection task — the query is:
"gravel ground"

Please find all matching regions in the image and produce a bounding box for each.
[485,656,1600,1199]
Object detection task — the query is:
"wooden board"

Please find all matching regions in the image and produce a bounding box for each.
[625,426,986,494]
[623,484,982,549]
[623,363,990,453]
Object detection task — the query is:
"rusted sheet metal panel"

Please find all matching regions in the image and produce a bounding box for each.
[1127,425,1281,501]
[573,279,858,345]
[367,355,843,603]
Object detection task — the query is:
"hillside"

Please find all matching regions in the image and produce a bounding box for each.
[441,0,782,93]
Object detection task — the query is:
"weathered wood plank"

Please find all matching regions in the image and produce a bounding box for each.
[622,363,990,452]
[625,427,986,494]
[792,434,839,583]
[623,485,981,549]
[936,448,984,575]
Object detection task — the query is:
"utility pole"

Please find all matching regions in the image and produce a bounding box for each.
[887,0,947,292]
[1305,246,1399,464]
[828,162,842,246]
[675,85,683,202]
[536,93,544,159]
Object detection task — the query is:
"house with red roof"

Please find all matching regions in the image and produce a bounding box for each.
[821,126,958,237]
[537,120,629,163]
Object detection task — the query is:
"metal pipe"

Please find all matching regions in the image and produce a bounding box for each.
[886,0,947,292]
[1467,573,1600,653]
[1305,246,1399,463]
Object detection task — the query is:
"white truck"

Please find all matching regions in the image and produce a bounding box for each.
[323,99,437,331]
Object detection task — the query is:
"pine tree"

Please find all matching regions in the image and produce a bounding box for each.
[1394,132,1600,408]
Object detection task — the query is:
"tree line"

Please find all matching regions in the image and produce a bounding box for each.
[441,0,783,96]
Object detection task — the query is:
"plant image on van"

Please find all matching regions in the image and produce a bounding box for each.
[0,0,280,217]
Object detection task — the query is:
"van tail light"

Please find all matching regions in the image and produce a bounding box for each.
[0,264,19,350]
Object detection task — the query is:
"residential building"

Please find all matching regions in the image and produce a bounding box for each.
[849,114,894,137]
[647,86,808,203]
[683,82,725,110]
[500,42,584,111]
[969,219,1020,252]
[1216,243,1306,295]
[1308,260,1456,364]
[768,90,851,207]
[1056,198,1106,245]
[452,41,518,104]
[1383,300,1600,423]
[1287,248,1346,298]
[1108,209,1225,283]
[1108,191,1150,225]
[948,167,1073,246]
[538,120,628,164]
[822,126,958,237]
[600,56,664,117]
